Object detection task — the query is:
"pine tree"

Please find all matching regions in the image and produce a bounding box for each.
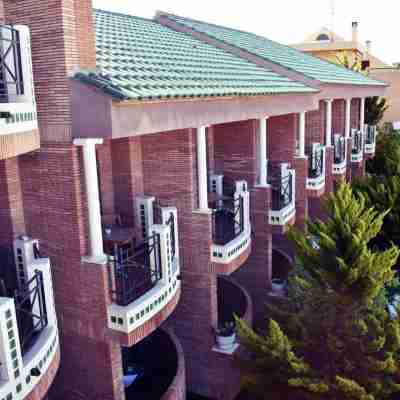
[236,184,400,400]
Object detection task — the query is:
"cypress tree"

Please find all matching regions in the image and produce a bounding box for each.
[236,184,400,399]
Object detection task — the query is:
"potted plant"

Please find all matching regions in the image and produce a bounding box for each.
[271,278,287,292]
[215,322,236,351]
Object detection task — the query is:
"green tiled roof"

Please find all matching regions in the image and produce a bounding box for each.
[161,13,386,87]
[76,9,317,101]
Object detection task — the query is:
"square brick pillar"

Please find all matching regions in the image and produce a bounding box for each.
[346,137,353,183]
[233,186,272,328]
[293,156,308,229]
[325,146,334,194]
[0,158,26,247]
[352,160,366,179]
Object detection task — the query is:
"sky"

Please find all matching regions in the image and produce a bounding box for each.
[92,0,399,65]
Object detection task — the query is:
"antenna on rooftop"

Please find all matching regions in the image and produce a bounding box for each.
[330,0,335,41]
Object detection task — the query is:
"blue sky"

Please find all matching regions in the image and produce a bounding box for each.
[92,0,399,65]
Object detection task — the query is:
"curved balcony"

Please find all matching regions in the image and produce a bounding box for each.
[107,206,181,346]
[306,144,326,196]
[364,125,377,157]
[351,129,364,163]
[213,275,252,355]
[209,180,251,274]
[0,25,39,159]
[268,164,296,232]
[332,134,347,177]
[123,328,186,400]
[0,237,60,400]
[268,248,294,298]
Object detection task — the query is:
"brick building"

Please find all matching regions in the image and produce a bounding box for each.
[0,2,386,400]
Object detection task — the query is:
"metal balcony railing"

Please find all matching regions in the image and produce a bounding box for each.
[334,136,346,164]
[270,172,293,211]
[14,270,48,355]
[0,24,24,102]
[110,234,162,307]
[211,196,244,246]
[308,146,324,179]
[352,130,363,154]
[365,125,376,145]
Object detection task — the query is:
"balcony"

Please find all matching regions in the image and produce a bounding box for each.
[213,275,252,355]
[209,178,251,272]
[306,143,325,194]
[0,25,38,158]
[122,328,185,400]
[364,125,377,155]
[332,134,347,175]
[107,202,181,345]
[268,164,296,227]
[0,237,59,400]
[351,129,363,163]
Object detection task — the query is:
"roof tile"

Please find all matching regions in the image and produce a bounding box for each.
[162,13,386,87]
[77,9,317,101]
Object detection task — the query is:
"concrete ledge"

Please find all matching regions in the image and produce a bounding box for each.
[0,129,40,160]
[211,240,252,275]
[112,287,181,347]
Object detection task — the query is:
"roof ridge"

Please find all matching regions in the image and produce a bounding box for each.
[94,8,163,26]
[157,11,386,85]
[156,11,275,43]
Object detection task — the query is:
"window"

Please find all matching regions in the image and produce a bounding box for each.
[316,33,330,41]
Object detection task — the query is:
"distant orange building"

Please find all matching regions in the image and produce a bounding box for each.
[292,22,400,125]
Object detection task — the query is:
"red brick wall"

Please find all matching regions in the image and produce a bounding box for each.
[325,146,334,194]
[0,0,4,23]
[111,137,143,228]
[19,144,123,399]
[268,114,297,169]
[346,137,353,182]
[73,0,96,70]
[97,140,115,216]
[351,98,361,129]
[0,157,26,247]
[213,120,257,188]
[305,101,325,148]
[3,0,96,141]
[293,156,308,228]
[332,99,345,135]
[141,129,245,399]
[233,186,272,327]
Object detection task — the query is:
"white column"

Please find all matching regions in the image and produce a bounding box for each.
[325,99,333,146]
[74,138,107,264]
[197,126,209,210]
[298,112,306,157]
[345,98,351,139]
[258,117,268,186]
[360,97,366,133]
